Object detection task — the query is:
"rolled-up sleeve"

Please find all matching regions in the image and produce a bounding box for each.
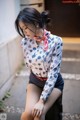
[40,37,63,102]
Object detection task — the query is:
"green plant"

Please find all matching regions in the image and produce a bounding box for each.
[0,91,11,112]
[2,91,11,101]
[0,100,5,112]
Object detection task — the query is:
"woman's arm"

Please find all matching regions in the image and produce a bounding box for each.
[40,37,63,102]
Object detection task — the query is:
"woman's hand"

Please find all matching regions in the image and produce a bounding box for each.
[32,99,45,118]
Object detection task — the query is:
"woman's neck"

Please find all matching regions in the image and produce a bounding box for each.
[34,29,44,44]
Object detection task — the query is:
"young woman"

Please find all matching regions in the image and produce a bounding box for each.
[15,7,64,120]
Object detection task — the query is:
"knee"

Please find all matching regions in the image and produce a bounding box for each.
[21,111,32,120]
[21,112,27,120]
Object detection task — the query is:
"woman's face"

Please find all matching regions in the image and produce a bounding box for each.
[19,21,43,42]
[19,21,36,39]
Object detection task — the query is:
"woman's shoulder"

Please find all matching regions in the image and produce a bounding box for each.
[21,37,29,48]
[21,38,26,45]
[50,33,63,44]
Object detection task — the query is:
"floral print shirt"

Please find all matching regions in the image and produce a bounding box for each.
[21,29,63,102]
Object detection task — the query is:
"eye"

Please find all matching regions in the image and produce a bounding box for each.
[24,26,28,30]
[21,26,28,32]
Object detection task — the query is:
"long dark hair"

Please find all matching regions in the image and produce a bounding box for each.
[15,7,50,37]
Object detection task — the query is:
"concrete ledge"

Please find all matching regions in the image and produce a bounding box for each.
[62,37,80,51]
[63,79,80,114]
[0,74,15,100]
[63,43,80,51]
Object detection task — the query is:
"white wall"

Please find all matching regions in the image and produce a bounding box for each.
[0,0,24,100]
[0,0,20,44]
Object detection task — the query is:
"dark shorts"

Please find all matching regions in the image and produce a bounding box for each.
[29,72,64,92]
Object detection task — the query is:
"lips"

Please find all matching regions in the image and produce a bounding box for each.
[27,35,30,37]
[34,36,42,42]
[26,35,30,39]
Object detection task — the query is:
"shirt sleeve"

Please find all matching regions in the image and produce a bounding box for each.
[21,38,30,69]
[40,37,63,102]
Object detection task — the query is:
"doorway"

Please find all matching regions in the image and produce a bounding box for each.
[45,0,80,37]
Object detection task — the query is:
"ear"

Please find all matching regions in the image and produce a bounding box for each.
[35,25,40,33]
[36,24,39,28]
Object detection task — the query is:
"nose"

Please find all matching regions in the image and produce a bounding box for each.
[23,30,27,36]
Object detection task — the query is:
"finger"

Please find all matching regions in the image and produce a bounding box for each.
[33,109,37,117]
[38,110,42,117]
[32,109,36,117]
[36,109,42,118]
[32,108,34,116]
[36,110,40,117]
[32,110,34,117]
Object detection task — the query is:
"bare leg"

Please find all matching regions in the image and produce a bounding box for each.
[34,88,62,120]
[21,83,42,120]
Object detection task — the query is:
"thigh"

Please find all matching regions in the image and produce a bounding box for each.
[25,83,42,112]
[43,88,62,114]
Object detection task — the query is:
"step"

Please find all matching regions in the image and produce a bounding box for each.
[63,50,80,58]
[62,38,80,51]
[0,111,80,120]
